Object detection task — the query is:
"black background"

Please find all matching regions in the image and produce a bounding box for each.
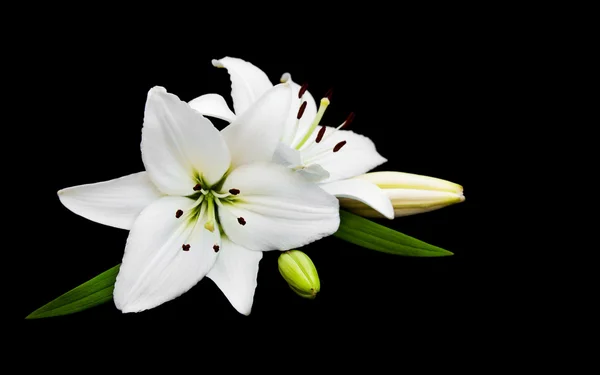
[18,14,506,326]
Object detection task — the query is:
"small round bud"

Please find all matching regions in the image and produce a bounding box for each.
[278,250,320,299]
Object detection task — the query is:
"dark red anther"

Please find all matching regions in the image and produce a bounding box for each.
[213,245,220,252]
[229,188,240,195]
[299,83,309,98]
[341,112,355,129]
[175,209,183,218]
[315,126,327,143]
[193,183,202,191]
[325,88,333,101]
[297,101,307,119]
[237,217,246,226]
[182,244,191,251]
[333,140,347,152]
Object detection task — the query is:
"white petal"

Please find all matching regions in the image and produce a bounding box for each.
[142,87,231,195]
[206,238,262,315]
[114,196,219,313]
[321,179,394,220]
[301,127,387,183]
[296,164,330,182]
[58,172,163,230]
[221,84,292,168]
[188,94,236,122]
[212,57,273,115]
[273,142,302,167]
[273,143,329,181]
[218,162,340,251]
[280,75,318,146]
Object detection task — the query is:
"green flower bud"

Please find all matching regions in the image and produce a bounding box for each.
[278,250,320,299]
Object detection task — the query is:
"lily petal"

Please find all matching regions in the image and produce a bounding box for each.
[273,143,330,181]
[218,162,340,251]
[206,237,262,316]
[301,127,387,183]
[273,142,302,167]
[212,57,273,115]
[296,164,330,182]
[321,179,394,220]
[221,84,292,168]
[279,74,318,145]
[57,172,163,230]
[188,93,236,123]
[142,87,231,195]
[114,196,219,313]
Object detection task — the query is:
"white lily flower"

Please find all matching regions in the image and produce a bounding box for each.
[57,85,340,315]
[191,56,394,220]
[340,171,465,218]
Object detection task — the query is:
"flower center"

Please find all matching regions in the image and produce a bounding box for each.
[173,181,246,252]
[280,80,354,176]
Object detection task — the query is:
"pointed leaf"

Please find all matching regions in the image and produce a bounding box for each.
[334,210,453,257]
[26,264,120,319]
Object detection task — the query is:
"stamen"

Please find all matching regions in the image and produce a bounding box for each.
[193,183,202,191]
[318,113,356,145]
[341,112,355,129]
[325,88,333,101]
[229,188,240,195]
[315,126,326,143]
[237,217,246,226]
[196,197,207,217]
[182,244,191,251]
[299,83,309,98]
[297,101,307,119]
[212,191,231,199]
[333,140,347,152]
[175,209,183,218]
[213,244,220,253]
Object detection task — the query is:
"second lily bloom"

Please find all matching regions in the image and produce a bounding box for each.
[192,56,464,220]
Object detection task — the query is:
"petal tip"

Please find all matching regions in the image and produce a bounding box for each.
[212,59,224,68]
[116,304,141,314]
[280,72,291,83]
[238,307,252,316]
[113,293,146,314]
[148,86,167,96]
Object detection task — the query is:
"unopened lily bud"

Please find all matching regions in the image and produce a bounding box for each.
[341,171,465,218]
[278,250,320,299]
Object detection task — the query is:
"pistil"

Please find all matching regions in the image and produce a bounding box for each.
[294,96,331,150]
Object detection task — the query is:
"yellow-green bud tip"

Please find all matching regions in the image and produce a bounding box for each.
[278,250,320,299]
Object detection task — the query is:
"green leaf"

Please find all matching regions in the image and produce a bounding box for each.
[334,210,454,257]
[26,211,452,319]
[26,264,121,319]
